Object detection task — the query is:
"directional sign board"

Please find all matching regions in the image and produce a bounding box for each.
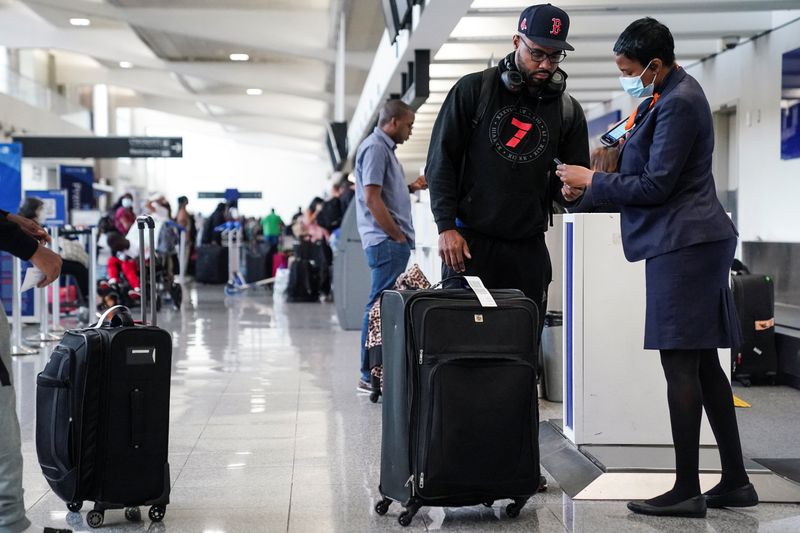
[12,137,183,158]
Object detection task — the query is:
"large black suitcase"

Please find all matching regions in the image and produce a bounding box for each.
[376,282,541,527]
[286,258,320,302]
[195,244,228,284]
[244,250,270,283]
[731,273,778,385]
[36,215,172,528]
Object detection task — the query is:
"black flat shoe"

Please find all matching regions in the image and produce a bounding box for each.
[627,495,707,518]
[704,483,759,508]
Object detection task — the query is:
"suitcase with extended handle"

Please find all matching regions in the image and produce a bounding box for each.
[36,215,172,528]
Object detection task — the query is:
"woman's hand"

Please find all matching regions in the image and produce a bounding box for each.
[556,164,594,190]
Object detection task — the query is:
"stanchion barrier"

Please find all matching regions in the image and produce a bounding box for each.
[10,257,37,355]
[49,225,65,334]
[178,229,187,286]
[26,227,60,344]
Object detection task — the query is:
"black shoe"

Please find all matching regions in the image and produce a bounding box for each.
[704,483,759,508]
[627,495,707,518]
[538,474,548,492]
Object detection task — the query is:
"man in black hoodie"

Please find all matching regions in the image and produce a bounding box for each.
[427,3,589,330]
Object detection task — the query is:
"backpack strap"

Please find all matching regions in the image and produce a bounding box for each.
[471,67,498,129]
[560,91,575,143]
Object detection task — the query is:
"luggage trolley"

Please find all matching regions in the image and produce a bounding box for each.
[214,221,247,295]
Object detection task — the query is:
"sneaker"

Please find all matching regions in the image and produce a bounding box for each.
[356,379,373,393]
[128,288,141,300]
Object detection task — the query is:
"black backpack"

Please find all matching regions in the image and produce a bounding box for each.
[316,197,344,232]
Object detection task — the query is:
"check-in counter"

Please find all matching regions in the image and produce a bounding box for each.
[560,213,730,446]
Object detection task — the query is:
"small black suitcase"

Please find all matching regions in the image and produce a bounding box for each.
[375,280,541,527]
[195,245,228,284]
[731,273,778,385]
[244,250,269,283]
[36,215,172,528]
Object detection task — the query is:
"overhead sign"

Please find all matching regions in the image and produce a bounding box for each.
[198,189,262,201]
[12,136,184,158]
[60,165,95,210]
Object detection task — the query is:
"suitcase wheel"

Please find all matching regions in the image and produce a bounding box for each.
[369,391,380,403]
[125,507,142,522]
[397,501,420,527]
[505,498,527,519]
[149,505,166,522]
[66,501,83,513]
[86,510,104,528]
[374,498,391,516]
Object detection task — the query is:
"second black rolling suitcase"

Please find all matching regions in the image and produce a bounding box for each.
[36,215,172,528]
[195,244,228,284]
[731,272,778,385]
[375,279,541,527]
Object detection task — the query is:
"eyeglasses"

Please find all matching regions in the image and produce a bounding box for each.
[517,35,567,64]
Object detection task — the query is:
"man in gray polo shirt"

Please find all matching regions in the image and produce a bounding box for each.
[354,99,425,393]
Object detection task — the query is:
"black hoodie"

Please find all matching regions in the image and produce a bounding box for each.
[426,53,590,240]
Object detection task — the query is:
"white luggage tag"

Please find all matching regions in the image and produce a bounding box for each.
[462,276,497,308]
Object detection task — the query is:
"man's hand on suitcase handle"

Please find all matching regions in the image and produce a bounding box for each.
[439,230,471,273]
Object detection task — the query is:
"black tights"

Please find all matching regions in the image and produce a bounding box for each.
[647,349,750,507]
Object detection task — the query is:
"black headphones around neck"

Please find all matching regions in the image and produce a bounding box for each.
[500,54,566,95]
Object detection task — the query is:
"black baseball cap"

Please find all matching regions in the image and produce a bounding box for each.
[518,4,574,51]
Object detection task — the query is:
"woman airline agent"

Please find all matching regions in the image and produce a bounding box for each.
[558,18,758,518]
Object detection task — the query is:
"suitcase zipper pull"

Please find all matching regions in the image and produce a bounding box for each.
[419,473,425,489]
[419,349,423,364]
[404,474,414,488]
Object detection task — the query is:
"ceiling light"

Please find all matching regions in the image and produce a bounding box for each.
[119,61,133,69]
[70,18,91,26]
[229,53,250,62]
[246,88,262,96]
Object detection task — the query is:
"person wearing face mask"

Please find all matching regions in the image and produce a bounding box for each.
[558,18,756,518]
[18,198,91,303]
[426,4,589,340]
[113,193,136,234]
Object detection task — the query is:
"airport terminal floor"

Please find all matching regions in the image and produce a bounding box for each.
[9,284,800,533]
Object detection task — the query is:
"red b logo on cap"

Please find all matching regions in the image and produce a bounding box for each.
[520,18,528,31]
[550,18,562,36]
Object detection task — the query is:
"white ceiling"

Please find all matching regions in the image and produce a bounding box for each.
[1,0,798,164]
[0,0,385,156]
[395,0,800,168]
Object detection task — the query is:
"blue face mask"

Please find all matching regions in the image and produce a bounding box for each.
[619,60,656,98]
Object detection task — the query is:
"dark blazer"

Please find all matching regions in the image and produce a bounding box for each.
[589,67,737,262]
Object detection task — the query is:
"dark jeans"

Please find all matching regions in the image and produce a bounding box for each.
[442,229,551,336]
[359,239,411,382]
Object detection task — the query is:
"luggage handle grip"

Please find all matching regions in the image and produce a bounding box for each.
[430,276,473,290]
[136,215,158,327]
[94,305,135,328]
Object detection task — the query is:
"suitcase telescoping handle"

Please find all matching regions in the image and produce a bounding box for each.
[136,215,158,327]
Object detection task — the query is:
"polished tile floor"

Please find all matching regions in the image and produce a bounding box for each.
[11,284,800,532]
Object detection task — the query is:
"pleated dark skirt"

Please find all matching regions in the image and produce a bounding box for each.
[644,237,741,350]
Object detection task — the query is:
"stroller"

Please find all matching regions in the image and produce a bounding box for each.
[99,253,181,312]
